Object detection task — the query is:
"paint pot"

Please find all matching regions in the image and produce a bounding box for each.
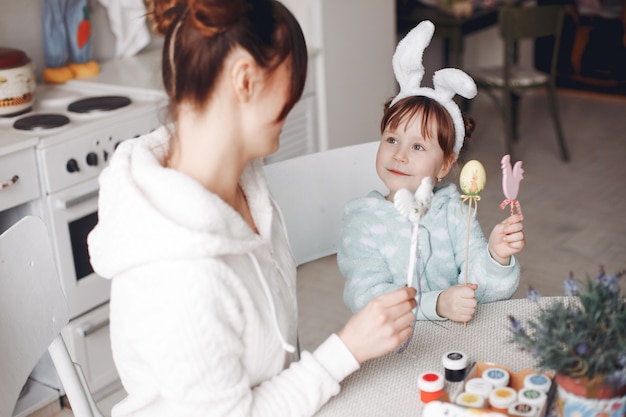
[489,387,517,413]
[482,367,510,388]
[455,392,485,408]
[423,401,508,417]
[418,372,444,403]
[442,351,468,382]
[464,377,493,400]
[523,373,551,393]
[507,402,538,417]
[517,387,547,408]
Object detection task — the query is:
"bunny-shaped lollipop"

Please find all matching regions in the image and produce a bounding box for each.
[394,177,433,353]
[394,177,434,288]
[500,154,524,219]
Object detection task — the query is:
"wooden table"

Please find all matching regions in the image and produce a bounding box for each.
[397,2,516,68]
[314,297,563,416]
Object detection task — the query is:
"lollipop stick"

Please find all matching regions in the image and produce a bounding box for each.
[464,198,472,286]
[407,224,418,287]
[464,198,475,329]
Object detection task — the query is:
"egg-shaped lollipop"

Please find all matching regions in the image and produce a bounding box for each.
[458,160,486,297]
[459,160,486,196]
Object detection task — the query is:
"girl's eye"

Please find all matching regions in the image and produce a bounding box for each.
[412,143,425,151]
[386,137,397,145]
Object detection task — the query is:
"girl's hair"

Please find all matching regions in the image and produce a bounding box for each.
[380,96,476,162]
[145,0,307,121]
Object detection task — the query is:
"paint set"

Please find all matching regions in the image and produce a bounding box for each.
[420,354,556,417]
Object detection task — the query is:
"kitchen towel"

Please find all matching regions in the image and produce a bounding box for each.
[98,0,150,59]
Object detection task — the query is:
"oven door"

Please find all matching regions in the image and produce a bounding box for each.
[44,177,109,320]
[43,177,120,395]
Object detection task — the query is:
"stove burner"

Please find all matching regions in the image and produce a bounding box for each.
[67,95,132,114]
[13,114,70,131]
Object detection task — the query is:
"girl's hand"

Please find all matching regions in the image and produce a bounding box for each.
[436,284,478,322]
[337,287,417,364]
[488,214,525,265]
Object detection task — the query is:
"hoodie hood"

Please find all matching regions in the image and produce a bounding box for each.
[88,126,267,279]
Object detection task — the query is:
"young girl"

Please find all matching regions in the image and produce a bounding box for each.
[87,1,417,416]
[338,21,525,324]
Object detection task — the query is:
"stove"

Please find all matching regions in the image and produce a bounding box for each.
[1,81,166,195]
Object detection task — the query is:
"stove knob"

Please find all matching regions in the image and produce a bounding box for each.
[66,158,80,173]
[86,152,98,166]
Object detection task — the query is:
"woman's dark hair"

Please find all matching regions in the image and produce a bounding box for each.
[146,0,307,121]
[380,96,475,162]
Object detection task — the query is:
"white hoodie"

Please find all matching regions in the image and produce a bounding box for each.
[88,126,359,417]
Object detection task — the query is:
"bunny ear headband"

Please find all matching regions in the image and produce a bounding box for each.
[391,20,477,161]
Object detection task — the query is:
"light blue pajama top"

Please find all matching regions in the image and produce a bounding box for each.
[338,183,520,320]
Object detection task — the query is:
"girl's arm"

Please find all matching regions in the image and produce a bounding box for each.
[453,202,520,304]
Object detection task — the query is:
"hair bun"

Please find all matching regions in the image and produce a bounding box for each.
[146,0,186,35]
[189,0,248,36]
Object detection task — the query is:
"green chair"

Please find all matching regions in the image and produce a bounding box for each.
[468,5,569,161]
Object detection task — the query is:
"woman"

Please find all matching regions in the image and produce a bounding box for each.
[87,1,417,416]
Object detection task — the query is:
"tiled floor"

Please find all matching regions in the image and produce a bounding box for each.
[48,88,626,416]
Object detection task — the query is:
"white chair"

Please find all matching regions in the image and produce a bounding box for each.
[263,141,384,266]
[0,216,104,417]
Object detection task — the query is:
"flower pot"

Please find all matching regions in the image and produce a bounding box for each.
[555,373,626,417]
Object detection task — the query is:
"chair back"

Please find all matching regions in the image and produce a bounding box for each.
[499,5,565,41]
[0,216,102,417]
[499,5,565,80]
[264,141,384,265]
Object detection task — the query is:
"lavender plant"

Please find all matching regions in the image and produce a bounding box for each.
[508,268,626,392]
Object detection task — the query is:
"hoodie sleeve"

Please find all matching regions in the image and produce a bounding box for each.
[338,200,403,313]
[110,260,359,417]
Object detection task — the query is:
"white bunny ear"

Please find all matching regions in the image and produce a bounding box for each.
[391,20,435,106]
[389,20,477,161]
[432,68,477,103]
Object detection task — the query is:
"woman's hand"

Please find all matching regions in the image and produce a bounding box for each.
[488,214,525,265]
[337,287,417,364]
[436,284,478,322]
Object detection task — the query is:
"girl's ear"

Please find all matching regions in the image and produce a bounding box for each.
[438,153,455,179]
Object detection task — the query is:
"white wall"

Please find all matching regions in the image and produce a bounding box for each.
[283,0,397,150]
[317,0,398,149]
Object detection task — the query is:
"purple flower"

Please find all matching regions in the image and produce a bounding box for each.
[530,346,542,360]
[527,286,541,302]
[508,315,522,334]
[595,266,620,293]
[575,342,588,357]
[564,273,579,296]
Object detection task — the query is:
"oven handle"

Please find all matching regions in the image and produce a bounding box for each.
[55,190,99,209]
[77,318,110,337]
[1,175,19,189]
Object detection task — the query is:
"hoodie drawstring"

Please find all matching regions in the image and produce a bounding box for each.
[247,253,296,353]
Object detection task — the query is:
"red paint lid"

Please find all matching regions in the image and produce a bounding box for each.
[418,371,444,392]
[0,47,31,70]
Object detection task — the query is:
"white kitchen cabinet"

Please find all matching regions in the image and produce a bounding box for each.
[281,0,397,150]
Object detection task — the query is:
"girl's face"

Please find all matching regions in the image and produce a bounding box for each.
[376,112,453,202]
